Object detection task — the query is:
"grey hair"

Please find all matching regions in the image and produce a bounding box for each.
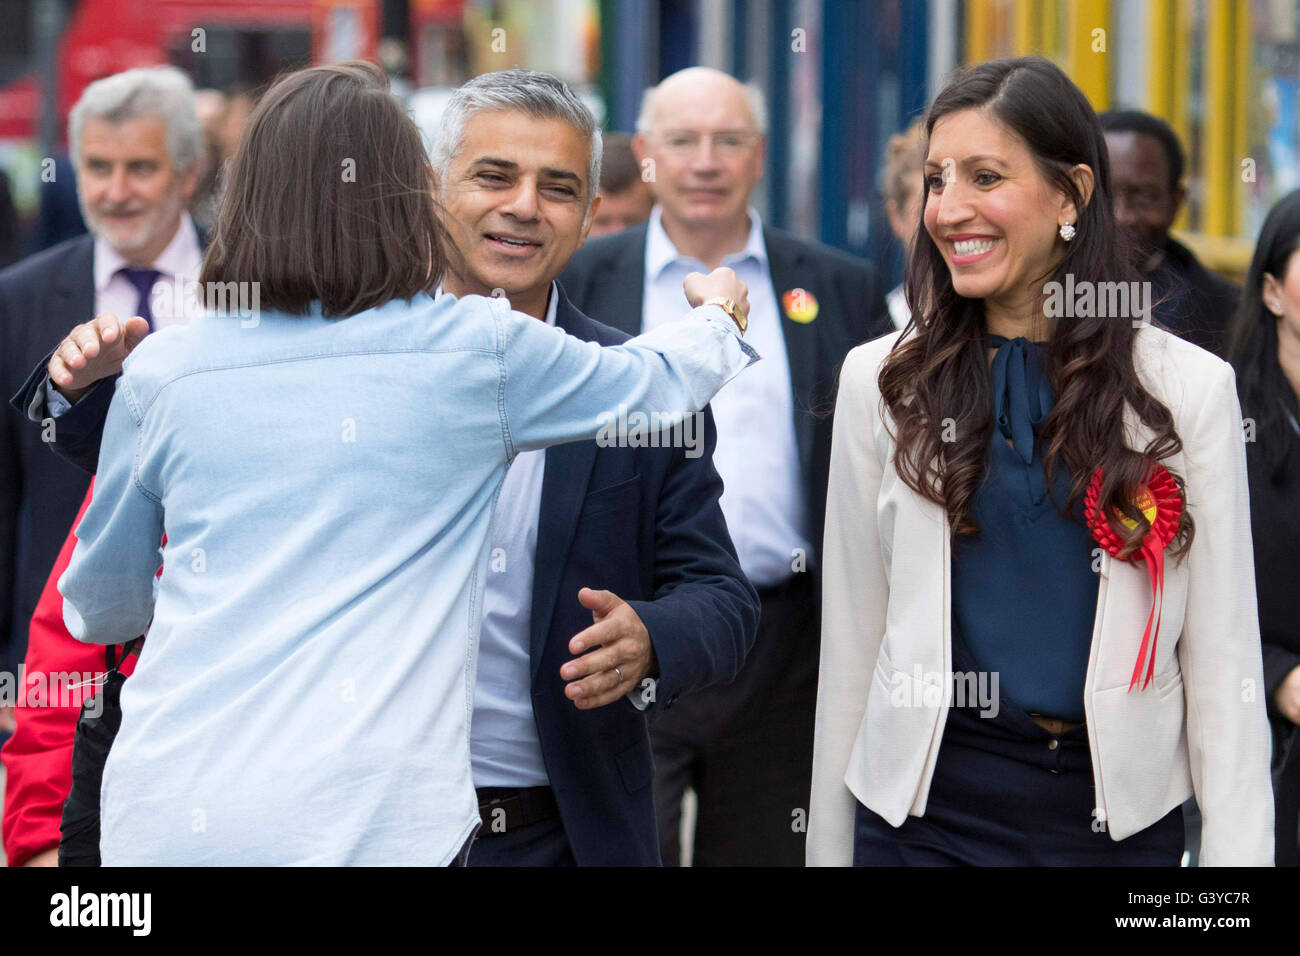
[69,66,202,172]
[432,69,602,209]
[635,74,768,136]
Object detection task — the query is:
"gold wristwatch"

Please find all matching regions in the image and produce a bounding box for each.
[701,296,748,335]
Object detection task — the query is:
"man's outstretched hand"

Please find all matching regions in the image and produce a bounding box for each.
[561,588,658,710]
[47,313,150,403]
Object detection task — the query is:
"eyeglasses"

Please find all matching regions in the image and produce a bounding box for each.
[656,131,760,158]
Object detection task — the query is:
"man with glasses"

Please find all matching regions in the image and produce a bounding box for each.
[562,66,891,866]
[1100,109,1239,357]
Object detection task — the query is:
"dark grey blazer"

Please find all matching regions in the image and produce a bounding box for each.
[1,234,98,676]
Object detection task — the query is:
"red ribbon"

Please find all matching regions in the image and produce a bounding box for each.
[1084,464,1183,690]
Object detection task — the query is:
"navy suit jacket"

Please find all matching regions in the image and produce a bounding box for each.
[8,283,760,866]
[527,287,758,864]
[1,235,96,678]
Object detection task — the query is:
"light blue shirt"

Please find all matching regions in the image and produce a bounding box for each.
[59,291,755,866]
[642,207,810,587]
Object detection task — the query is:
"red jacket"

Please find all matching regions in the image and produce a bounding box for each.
[0,484,138,866]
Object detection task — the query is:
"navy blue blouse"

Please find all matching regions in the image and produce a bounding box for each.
[950,333,1099,723]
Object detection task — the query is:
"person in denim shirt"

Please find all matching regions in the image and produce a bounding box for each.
[47,61,755,865]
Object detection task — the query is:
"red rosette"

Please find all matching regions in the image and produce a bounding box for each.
[1084,463,1183,690]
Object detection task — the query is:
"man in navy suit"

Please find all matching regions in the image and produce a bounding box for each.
[10,69,758,866]
[1,66,205,752]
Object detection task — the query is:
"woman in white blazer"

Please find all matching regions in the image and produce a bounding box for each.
[808,57,1274,866]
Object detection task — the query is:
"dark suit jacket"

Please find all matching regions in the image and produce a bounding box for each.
[1,235,97,678]
[560,222,893,576]
[529,288,759,863]
[0,170,20,271]
[3,223,207,678]
[6,282,760,866]
[1150,236,1240,357]
[1244,423,1300,866]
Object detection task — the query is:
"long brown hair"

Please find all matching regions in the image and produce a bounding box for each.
[879,57,1193,558]
[199,60,447,317]
[1226,189,1300,480]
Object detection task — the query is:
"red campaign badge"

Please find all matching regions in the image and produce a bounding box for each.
[1084,463,1183,691]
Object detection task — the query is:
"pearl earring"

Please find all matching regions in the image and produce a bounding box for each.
[1059,222,1076,242]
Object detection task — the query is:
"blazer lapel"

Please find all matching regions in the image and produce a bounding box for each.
[53,237,95,328]
[1088,394,1168,690]
[528,291,601,678]
[765,229,818,484]
[529,442,598,679]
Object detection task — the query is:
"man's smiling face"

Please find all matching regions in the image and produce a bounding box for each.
[438,109,598,301]
[77,114,197,264]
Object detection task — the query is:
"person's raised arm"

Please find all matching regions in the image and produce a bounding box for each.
[500,268,757,456]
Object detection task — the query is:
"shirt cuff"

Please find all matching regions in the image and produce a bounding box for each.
[626,683,652,711]
[43,378,73,418]
[696,305,761,367]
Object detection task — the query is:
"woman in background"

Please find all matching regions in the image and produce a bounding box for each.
[1226,189,1300,866]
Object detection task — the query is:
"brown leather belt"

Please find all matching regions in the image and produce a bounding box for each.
[1029,713,1082,735]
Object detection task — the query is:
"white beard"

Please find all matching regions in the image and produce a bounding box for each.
[80,188,187,260]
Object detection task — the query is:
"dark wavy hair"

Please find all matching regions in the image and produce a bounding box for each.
[200,60,447,317]
[1226,189,1300,479]
[878,56,1193,558]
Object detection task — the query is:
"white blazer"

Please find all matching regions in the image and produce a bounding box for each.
[807,325,1275,866]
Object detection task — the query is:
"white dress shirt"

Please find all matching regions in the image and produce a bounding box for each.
[468,284,556,788]
[642,206,810,587]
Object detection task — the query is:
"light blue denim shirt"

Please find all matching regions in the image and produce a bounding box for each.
[58,290,756,866]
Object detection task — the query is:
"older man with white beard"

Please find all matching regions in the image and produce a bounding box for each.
[0,66,206,866]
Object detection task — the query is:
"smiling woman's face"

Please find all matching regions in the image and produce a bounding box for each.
[923,108,1074,317]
